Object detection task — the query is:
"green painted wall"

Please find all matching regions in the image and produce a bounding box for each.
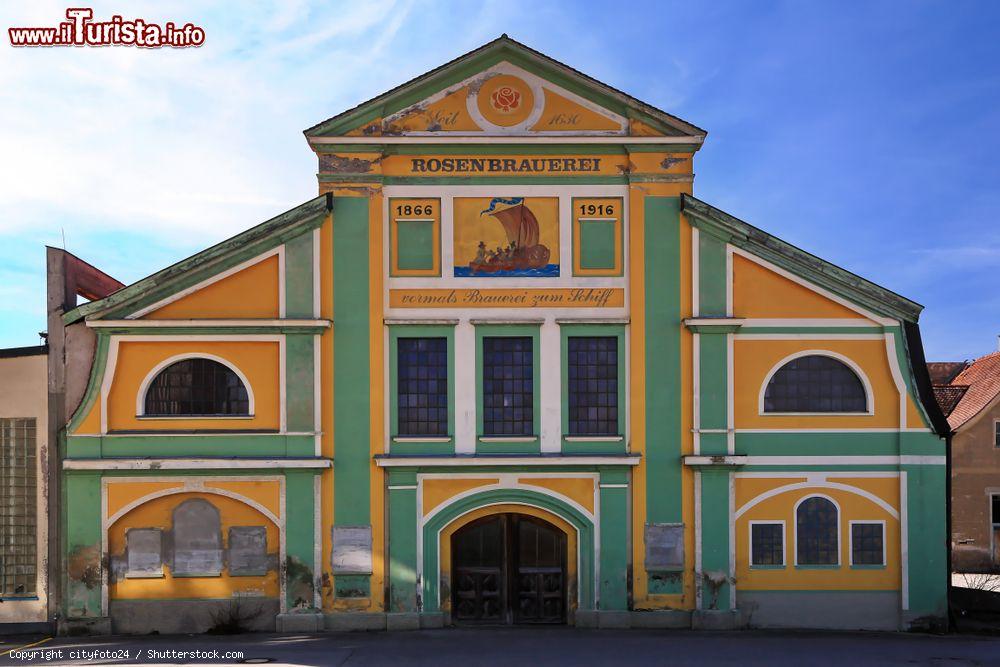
[67,434,317,458]
[284,471,318,609]
[285,334,315,434]
[643,196,682,525]
[699,469,731,610]
[331,196,372,596]
[599,478,629,610]
[387,469,418,613]
[64,472,102,618]
[284,231,314,318]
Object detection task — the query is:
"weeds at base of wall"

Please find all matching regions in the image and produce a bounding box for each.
[207,596,264,634]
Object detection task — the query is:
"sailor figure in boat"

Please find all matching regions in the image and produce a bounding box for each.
[457,197,559,277]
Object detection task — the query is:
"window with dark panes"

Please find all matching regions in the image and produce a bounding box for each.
[0,418,36,596]
[567,336,618,436]
[482,336,533,436]
[144,358,249,416]
[750,523,784,566]
[796,496,839,565]
[397,337,448,436]
[764,355,867,413]
[995,420,999,448]
[851,522,884,565]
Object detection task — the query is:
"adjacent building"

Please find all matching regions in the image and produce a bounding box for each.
[931,348,1000,572]
[50,36,949,634]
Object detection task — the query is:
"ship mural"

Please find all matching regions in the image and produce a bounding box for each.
[453,196,560,277]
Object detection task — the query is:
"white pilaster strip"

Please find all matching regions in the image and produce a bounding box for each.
[540,318,561,453]
[454,320,476,453]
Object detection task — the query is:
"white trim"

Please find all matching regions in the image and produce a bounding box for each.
[564,436,623,443]
[65,458,331,470]
[848,519,887,567]
[469,318,545,325]
[384,319,460,326]
[134,352,256,417]
[309,136,701,145]
[748,520,786,567]
[125,246,286,320]
[899,455,946,465]
[683,318,745,328]
[735,471,900,479]
[478,436,538,443]
[757,349,875,416]
[736,428,932,434]
[554,318,630,325]
[683,455,748,466]
[88,319,330,329]
[598,483,628,489]
[392,437,452,443]
[792,494,842,567]
[388,485,419,490]
[729,247,891,326]
[736,482,898,521]
[376,455,640,467]
[737,455,943,467]
[735,333,885,340]
[738,318,884,328]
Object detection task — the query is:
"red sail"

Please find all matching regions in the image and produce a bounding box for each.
[488,202,539,248]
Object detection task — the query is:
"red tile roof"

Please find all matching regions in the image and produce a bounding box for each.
[931,351,1000,430]
[931,384,969,418]
[927,361,969,385]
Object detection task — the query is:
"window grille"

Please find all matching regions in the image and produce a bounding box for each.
[764,355,867,413]
[397,337,448,436]
[144,358,249,416]
[851,522,884,566]
[567,336,618,436]
[751,523,784,566]
[796,497,839,565]
[482,337,533,436]
[0,418,36,596]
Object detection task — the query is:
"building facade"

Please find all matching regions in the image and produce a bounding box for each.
[55,37,949,633]
[0,346,49,632]
[931,349,1000,572]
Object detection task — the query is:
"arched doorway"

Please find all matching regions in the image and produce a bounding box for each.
[451,513,567,625]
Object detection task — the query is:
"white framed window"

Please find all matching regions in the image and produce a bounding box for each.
[794,494,841,566]
[849,520,886,566]
[749,520,785,567]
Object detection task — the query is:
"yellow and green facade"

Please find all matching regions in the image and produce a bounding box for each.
[56,36,949,633]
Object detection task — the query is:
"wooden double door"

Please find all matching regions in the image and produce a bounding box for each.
[451,513,567,625]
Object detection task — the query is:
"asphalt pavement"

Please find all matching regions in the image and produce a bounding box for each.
[1,627,999,666]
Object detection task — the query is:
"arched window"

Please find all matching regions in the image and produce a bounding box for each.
[796,496,839,565]
[143,358,250,417]
[763,354,867,413]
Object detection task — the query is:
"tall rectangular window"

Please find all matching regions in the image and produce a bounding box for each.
[994,420,999,448]
[0,418,36,596]
[850,522,885,566]
[396,338,448,436]
[482,336,533,436]
[991,495,1000,565]
[750,522,785,566]
[567,336,618,436]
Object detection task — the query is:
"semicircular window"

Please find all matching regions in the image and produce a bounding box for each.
[144,358,250,417]
[764,355,867,413]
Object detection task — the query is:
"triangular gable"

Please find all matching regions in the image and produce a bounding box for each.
[64,195,331,325]
[681,194,922,324]
[132,250,282,320]
[731,251,874,321]
[304,35,705,139]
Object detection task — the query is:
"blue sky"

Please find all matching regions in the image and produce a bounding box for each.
[0,0,997,360]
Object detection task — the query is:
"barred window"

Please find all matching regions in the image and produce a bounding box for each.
[764,355,867,413]
[750,523,784,566]
[397,337,448,436]
[482,336,534,436]
[567,336,619,436]
[144,358,249,416]
[0,418,36,596]
[850,522,884,566]
[796,496,839,565]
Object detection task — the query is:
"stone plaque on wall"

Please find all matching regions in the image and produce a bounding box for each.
[332,525,372,574]
[172,498,223,576]
[645,523,684,571]
[126,528,163,577]
[228,526,268,576]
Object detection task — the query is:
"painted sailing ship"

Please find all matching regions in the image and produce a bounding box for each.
[469,197,551,274]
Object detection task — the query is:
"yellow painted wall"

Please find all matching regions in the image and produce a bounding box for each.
[108,491,279,600]
[733,338,898,429]
[734,478,900,591]
[520,478,596,514]
[106,340,281,432]
[423,478,499,516]
[144,255,280,320]
[732,254,868,320]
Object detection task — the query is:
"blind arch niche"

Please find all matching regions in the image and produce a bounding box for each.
[760,350,872,415]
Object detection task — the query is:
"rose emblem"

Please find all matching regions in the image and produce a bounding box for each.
[490,86,521,113]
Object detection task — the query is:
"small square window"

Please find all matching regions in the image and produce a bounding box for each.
[850,522,884,566]
[750,523,784,566]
